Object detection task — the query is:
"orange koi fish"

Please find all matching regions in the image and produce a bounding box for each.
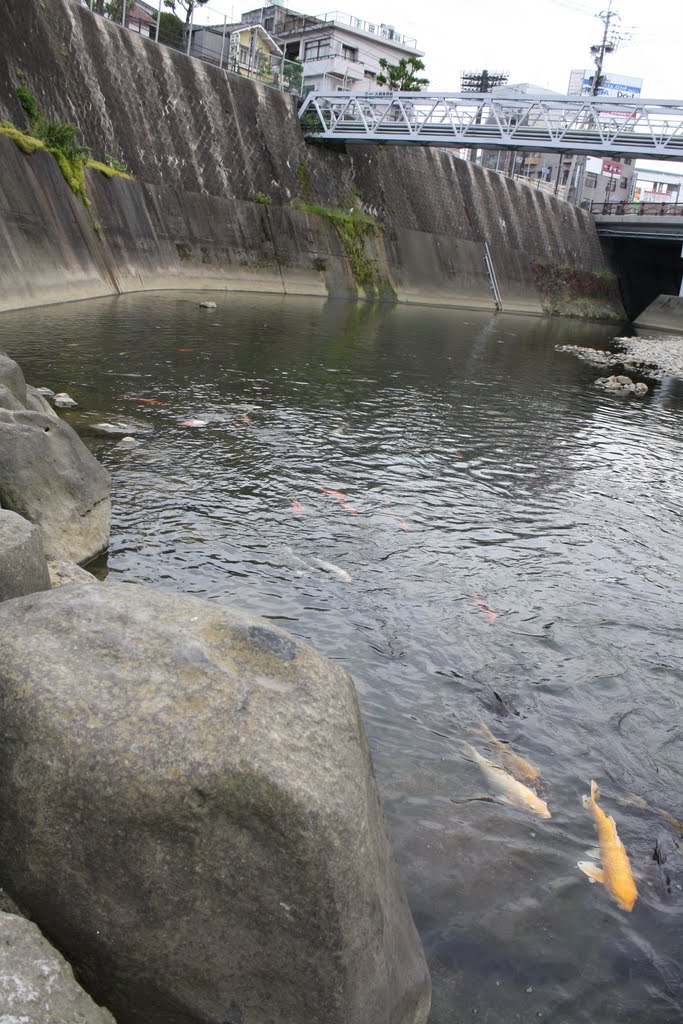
[579,780,638,912]
[474,596,497,623]
[320,486,348,504]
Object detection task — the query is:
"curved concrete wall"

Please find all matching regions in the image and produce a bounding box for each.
[0,0,623,318]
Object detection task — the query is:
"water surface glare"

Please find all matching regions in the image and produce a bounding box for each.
[3,292,683,1023]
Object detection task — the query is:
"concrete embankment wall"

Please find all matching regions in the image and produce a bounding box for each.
[0,0,623,318]
[635,294,683,333]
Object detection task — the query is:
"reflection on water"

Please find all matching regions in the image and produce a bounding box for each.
[2,292,683,1023]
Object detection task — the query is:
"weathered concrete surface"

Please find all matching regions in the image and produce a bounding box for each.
[0,509,51,602]
[635,294,683,334]
[0,583,431,1024]
[0,140,116,309]
[0,911,117,1024]
[0,0,621,318]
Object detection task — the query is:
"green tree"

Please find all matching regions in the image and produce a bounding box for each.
[376,57,429,92]
[158,10,184,47]
[163,0,210,29]
[105,0,135,23]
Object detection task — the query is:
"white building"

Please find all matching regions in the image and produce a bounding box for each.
[240,4,425,93]
[633,167,683,204]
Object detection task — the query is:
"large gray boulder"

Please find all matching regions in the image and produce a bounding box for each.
[0,352,110,564]
[0,911,117,1023]
[0,352,27,407]
[0,351,110,564]
[0,583,431,1024]
[0,509,51,601]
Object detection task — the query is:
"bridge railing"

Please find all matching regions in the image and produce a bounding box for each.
[299,91,683,160]
[589,200,683,217]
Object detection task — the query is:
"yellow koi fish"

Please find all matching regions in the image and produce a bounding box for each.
[477,718,543,791]
[465,743,551,819]
[579,780,638,912]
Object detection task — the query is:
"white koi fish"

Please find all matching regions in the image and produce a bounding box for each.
[465,743,551,819]
[314,558,352,583]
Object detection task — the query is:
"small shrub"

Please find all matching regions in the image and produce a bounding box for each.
[253,191,272,205]
[296,159,315,202]
[104,153,130,174]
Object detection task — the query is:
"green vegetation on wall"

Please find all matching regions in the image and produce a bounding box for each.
[531,260,621,321]
[1,83,133,237]
[291,199,392,297]
[296,160,315,202]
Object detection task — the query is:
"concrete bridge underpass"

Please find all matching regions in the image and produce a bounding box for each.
[299,92,683,161]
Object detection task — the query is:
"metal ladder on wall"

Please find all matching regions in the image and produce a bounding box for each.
[483,242,503,311]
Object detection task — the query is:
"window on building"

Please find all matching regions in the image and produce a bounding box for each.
[304,37,331,60]
[264,17,274,31]
[620,177,629,189]
[364,70,376,80]
[585,172,598,189]
[239,45,249,64]
[341,44,358,61]
[622,157,633,165]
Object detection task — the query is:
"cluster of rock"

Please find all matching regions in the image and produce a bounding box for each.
[612,333,683,381]
[557,332,683,386]
[594,374,648,396]
[0,350,431,1023]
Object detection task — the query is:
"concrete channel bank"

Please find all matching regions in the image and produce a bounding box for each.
[0,0,624,318]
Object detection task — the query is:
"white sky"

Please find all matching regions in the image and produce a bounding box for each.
[208,0,682,99]
[328,0,682,98]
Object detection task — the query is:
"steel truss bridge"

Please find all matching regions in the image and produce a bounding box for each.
[298,92,683,161]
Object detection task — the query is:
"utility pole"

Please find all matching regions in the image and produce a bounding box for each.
[589,0,622,95]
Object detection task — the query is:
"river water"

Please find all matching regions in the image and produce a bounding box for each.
[2,292,683,1023]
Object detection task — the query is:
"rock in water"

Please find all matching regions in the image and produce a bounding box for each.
[199,300,217,308]
[54,392,79,407]
[0,354,110,565]
[0,911,117,1023]
[0,509,51,602]
[0,584,431,1024]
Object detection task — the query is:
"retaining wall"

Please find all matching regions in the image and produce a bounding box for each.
[0,0,624,318]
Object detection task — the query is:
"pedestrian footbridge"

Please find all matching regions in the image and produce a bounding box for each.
[299,92,683,161]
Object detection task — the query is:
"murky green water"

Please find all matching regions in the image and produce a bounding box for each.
[3,292,683,1023]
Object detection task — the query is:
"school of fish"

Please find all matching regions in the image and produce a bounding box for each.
[466,725,645,913]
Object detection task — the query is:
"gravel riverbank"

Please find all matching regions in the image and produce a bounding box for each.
[557,333,683,381]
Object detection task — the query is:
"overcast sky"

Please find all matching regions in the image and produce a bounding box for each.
[334,0,682,98]
[208,0,682,99]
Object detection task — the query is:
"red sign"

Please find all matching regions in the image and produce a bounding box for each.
[602,159,623,176]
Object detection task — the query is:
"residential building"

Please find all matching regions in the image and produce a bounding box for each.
[239,4,425,93]
[189,22,283,83]
[579,155,637,206]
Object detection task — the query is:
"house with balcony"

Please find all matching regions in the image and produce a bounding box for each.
[240,4,424,93]
[188,22,283,83]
